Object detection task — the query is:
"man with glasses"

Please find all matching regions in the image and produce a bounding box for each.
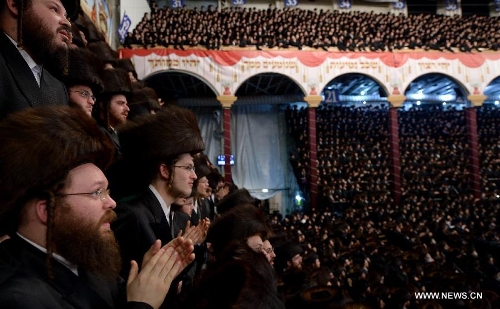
[112,106,209,308]
[62,47,103,117]
[0,106,195,309]
[0,0,77,120]
[263,239,276,266]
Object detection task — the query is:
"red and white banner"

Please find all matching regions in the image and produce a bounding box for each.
[120,49,500,97]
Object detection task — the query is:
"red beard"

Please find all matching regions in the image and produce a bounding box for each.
[52,205,122,281]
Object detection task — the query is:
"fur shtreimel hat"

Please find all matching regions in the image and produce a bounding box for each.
[216,188,255,214]
[206,204,268,258]
[62,47,103,94]
[74,12,105,43]
[87,41,119,67]
[116,58,138,80]
[194,156,212,180]
[277,242,303,261]
[118,106,205,181]
[99,68,133,98]
[127,87,160,120]
[300,286,339,308]
[129,87,159,110]
[0,106,115,235]
[273,241,303,274]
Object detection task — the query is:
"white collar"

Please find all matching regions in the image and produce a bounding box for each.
[149,184,171,222]
[16,232,79,276]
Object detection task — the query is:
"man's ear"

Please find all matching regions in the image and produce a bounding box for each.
[160,163,170,179]
[35,200,48,224]
[5,0,20,17]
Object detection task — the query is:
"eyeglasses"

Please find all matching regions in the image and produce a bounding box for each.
[263,247,274,254]
[70,90,97,103]
[174,165,196,173]
[58,188,110,202]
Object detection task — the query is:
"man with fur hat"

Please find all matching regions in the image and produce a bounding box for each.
[274,241,306,301]
[127,86,161,120]
[61,47,103,116]
[192,155,213,226]
[0,0,78,120]
[116,57,139,83]
[112,106,209,280]
[93,68,132,155]
[87,40,119,69]
[0,106,196,309]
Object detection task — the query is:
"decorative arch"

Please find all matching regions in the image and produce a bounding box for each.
[235,72,305,97]
[403,72,470,105]
[143,69,219,97]
[322,72,389,104]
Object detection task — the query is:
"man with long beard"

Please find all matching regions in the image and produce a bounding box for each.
[0,106,195,309]
[0,0,74,120]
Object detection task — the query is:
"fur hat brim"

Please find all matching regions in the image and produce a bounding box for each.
[118,106,205,181]
[129,87,159,110]
[116,58,138,79]
[87,41,119,66]
[74,12,106,42]
[99,68,133,98]
[0,106,115,235]
[62,47,103,94]
[194,157,212,180]
[206,204,267,257]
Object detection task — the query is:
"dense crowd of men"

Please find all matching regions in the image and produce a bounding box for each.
[286,104,500,308]
[123,2,500,52]
[0,0,499,308]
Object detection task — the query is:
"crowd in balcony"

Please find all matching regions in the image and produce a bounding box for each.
[122,2,500,52]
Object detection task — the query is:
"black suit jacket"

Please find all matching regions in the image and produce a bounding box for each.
[172,211,190,237]
[0,32,68,120]
[113,188,186,309]
[112,188,174,279]
[191,198,210,226]
[0,235,151,309]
